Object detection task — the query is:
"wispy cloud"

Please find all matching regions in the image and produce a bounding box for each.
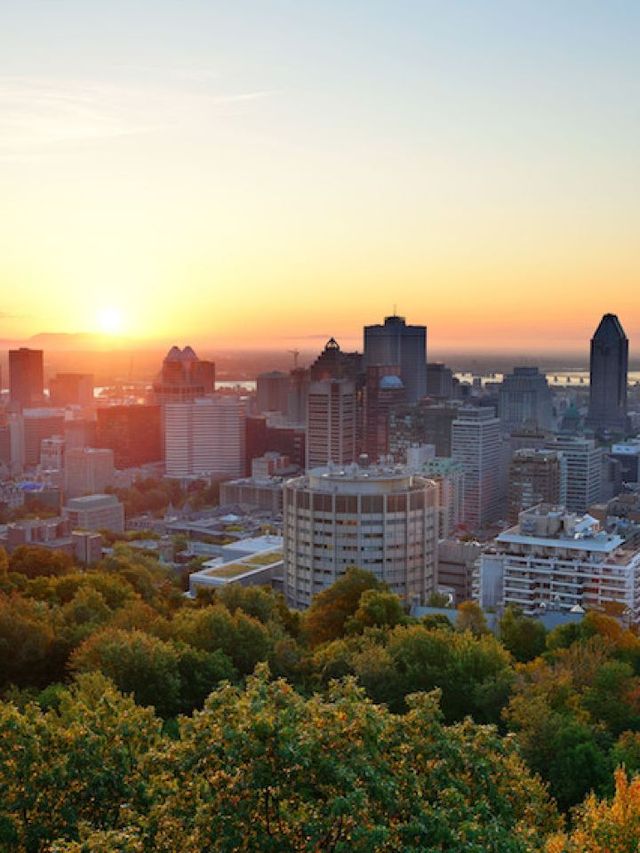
[0,76,275,153]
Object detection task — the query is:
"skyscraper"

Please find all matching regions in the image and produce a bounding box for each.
[587,313,628,434]
[546,435,603,513]
[306,379,356,469]
[164,396,246,478]
[152,346,215,404]
[498,367,554,432]
[451,407,501,530]
[507,448,567,524]
[9,348,44,409]
[364,315,427,404]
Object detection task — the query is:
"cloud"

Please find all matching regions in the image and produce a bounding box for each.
[0,76,275,153]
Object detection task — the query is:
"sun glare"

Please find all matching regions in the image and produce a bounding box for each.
[98,307,123,335]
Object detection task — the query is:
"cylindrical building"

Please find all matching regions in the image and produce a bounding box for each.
[283,463,438,609]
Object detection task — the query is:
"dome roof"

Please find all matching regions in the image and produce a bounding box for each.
[379,374,404,390]
[324,337,340,351]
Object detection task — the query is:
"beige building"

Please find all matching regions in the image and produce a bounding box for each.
[65,447,115,498]
[283,463,438,609]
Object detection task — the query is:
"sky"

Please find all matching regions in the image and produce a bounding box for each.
[1,1,639,354]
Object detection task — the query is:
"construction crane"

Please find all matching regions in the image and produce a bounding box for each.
[288,349,300,369]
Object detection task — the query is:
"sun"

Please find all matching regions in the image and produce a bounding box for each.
[98,306,123,335]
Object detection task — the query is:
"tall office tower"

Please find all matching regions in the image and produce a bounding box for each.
[287,367,309,424]
[256,371,290,416]
[426,363,454,400]
[152,345,215,404]
[587,313,629,434]
[65,447,115,498]
[546,435,603,513]
[0,413,25,476]
[306,379,356,469]
[95,404,162,468]
[507,448,567,524]
[389,401,460,461]
[23,409,66,467]
[498,367,554,432]
[9,348,44,409]
[245,415,268,474]
[265,424,306,470]
[363,365,405,460]
[451,407,502,530]
[49,373,94,407]
[309,338,363,382]
[283,463,438,609]
[64,418,97,451]
[164,396,246,478]
[478,505,640,622]
[364,315,427,404]
[421,457,466,538]
[40,436,66,474]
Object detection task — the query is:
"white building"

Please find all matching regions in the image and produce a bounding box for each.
[165,396,246,479]
[306,379,356,470]
[64,493,125,533]
[283,463,438,609]
[452,407,501,530]
[546,436,603,513]
[478,504,640,622]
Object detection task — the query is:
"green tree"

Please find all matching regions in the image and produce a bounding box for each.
[500,606,547,663]
[348,588,405,632]
[0,673,161,853]
[303,568,385,647]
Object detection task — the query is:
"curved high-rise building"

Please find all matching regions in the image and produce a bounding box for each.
[283,463,438,609]
[587,314,628,434]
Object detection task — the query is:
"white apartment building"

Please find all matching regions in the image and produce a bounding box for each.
[165,396,246,479]
[478,504,640,622]
[283,463,438,609]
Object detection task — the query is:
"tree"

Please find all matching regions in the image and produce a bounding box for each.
[172,604,273,675]
[500,606,547,663]
[122,667,559,851]
[9,546,73,580]
[0,673,161,853]
[456,600,489,635]
[70,628,182,717]
[0,593,57,689]
[303,568,385,647]
[348,588,405,632]
[546,768,640,852]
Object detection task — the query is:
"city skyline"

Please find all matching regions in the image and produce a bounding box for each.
[2,2,640,351]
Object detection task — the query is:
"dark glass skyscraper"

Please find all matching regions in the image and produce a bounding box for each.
[364,315,427,404]
[587,313,628,434]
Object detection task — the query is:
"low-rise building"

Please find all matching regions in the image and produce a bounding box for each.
[64,493,125,533]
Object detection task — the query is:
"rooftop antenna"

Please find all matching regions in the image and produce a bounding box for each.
[288,349,300,369]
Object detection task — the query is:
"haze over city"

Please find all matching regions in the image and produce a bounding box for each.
[6,3,640,849]
[2,1,640,353]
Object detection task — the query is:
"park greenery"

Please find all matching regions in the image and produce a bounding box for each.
[2,546,640,850]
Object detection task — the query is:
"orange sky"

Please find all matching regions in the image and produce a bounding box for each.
[1,2,638,354]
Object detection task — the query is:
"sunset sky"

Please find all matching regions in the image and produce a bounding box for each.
[1,1,639,353]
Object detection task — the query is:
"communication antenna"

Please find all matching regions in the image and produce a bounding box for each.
[288,349,300,369]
